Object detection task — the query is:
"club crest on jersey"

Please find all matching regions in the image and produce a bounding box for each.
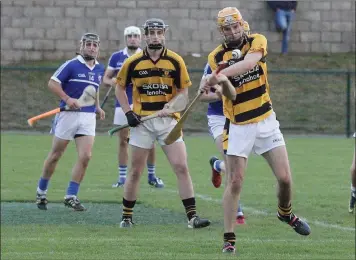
[162,69,171,78]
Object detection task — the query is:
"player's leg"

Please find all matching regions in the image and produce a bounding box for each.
[207,115,226,187]
[349,147,356,213]
[147,145,164,188]
[36,113,73,210]
[64,134,95,211]
[158,118,210,228]
[223,155,247,253]
[255,113,310,235]
[162,141,211,228]
[36,136,69,210]
[221,120,256,253]
[63,112,97,211]
[210,135,245,224]
[112,107,130,187]
[112,128,129,187]
[208,116,245,224]
[120,124,153,228]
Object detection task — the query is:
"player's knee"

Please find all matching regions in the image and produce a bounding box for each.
[131,166,144,180]
[229,175,243,193]
[119,137,128,148]
[48,150,64,163]
[172,162,189,176]
[277,173,291,187]
[79,152,92,165]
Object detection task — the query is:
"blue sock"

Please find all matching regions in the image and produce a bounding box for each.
[38,177,49,192]
[213,160,222,173]
[147,164,156,180]
[66,181,80,197]
[118,165,127,183]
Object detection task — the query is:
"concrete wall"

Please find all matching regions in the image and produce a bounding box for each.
[1,0,355,64]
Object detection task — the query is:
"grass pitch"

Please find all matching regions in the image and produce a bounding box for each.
[1,133,355,259]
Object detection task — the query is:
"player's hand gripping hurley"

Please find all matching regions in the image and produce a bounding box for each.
[27,85,96,127]
[164,63,228,145]
[107,93,188,136]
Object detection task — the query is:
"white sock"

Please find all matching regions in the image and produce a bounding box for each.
[351,185,356,192]
[36,187,47,194]
[64,195,76,199]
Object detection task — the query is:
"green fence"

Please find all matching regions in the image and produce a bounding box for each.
[1,66,355,137]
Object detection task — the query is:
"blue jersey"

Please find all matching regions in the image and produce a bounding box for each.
[203,63,224,116]
[51,55,104,113]
[107,47,142,107]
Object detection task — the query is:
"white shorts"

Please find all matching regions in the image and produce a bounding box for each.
[129,117,183,149]
[223,112,285,158]
[50,112,96,140]
[207,115,225,140]
[113,104,133,125]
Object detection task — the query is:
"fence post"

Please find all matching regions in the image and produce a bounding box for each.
[346,71,351,138]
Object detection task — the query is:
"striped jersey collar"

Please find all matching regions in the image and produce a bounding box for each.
[143,47,167,58]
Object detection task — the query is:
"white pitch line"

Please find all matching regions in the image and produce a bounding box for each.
[165,189,355,232]
[4,237,354,243]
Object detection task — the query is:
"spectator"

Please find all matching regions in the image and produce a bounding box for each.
[267,1,297,55]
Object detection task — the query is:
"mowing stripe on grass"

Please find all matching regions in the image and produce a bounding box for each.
[4,237,353,243]
[165,189,355,232]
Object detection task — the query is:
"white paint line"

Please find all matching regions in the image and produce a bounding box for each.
[165,189,355,232]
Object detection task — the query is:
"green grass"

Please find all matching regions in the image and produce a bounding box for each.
[1,133,355,259]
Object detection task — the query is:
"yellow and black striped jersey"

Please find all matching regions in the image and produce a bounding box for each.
[116,47,192,118]
[208,34,272,125]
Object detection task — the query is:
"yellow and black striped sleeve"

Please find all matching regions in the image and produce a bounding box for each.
[116,55,136,89]
[177,56,192,89]
[247,34,267,58]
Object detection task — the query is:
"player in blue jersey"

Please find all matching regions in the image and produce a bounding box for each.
[35,33,105,211]
[103,26,164,188]
[200,63,245,225]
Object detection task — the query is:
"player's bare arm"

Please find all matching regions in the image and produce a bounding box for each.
[199,76,222,103]
[103,68,115,87]
[212,73,236,100]
[220,51,263,78]
[95,90,105,120]
[48,79,80,109]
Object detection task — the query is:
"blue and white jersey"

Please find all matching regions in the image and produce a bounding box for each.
[107,47,142,107]
[203,63,224,116]
[51,55,104,113]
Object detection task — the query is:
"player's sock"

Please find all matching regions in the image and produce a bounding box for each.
[37,177,49,194]
[237,204,244,216]
[223,232,236,246]
[122,198,136,221]
[351,185,356,194]
[278,203,292,220]
[147,164,156,181]
[65,181,80,198]
[213,160,222,173]
[118,165,127,183]
[182,197,197,220]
